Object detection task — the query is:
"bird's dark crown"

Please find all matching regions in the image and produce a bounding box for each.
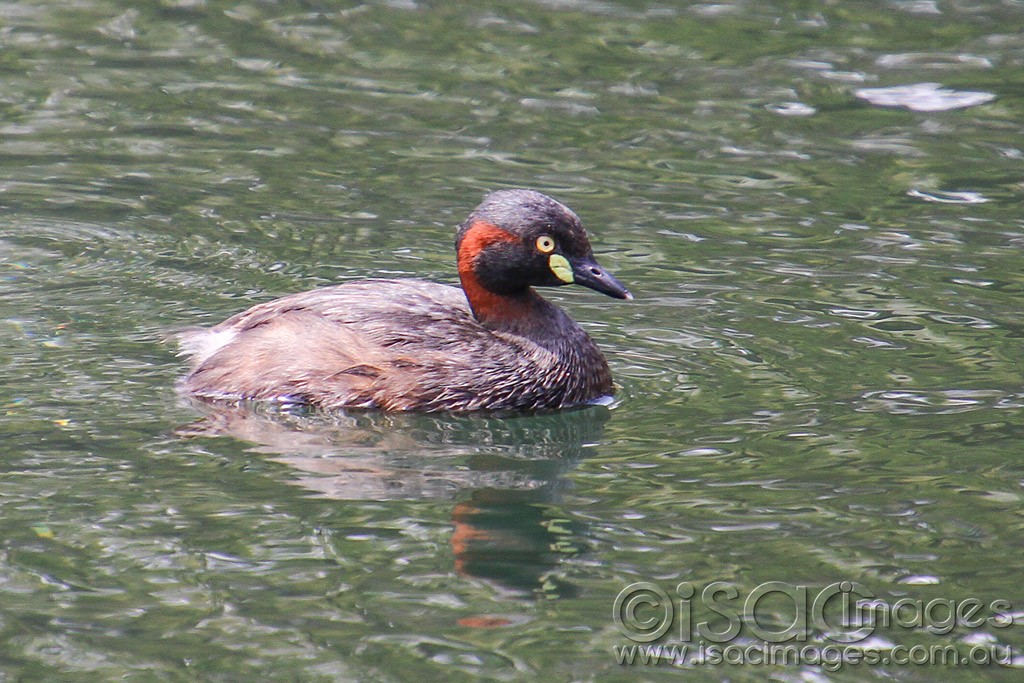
[456,189,592,257]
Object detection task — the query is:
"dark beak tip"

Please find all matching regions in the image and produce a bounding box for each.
[570,256,632,301]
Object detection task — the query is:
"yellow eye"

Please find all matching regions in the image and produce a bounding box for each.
[536,235,556,253]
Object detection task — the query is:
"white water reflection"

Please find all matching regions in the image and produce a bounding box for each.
[907,188,991,204]
[855,82,996,111]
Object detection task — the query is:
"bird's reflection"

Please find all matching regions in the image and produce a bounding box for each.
[178,400,608,597]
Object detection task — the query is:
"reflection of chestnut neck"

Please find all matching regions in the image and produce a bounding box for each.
[450,491,570,595]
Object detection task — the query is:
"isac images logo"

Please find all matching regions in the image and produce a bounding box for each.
[612,581,1015,671]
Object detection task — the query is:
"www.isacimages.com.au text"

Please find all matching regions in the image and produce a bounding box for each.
[614,642,1014,671]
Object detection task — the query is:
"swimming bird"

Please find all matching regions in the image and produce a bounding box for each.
[178,189,631,412]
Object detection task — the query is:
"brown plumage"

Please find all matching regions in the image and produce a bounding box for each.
[178,189,631,412]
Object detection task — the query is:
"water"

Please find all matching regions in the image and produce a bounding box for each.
[2,1,1022,680]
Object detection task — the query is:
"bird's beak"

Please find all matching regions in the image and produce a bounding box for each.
[570,255,633,300]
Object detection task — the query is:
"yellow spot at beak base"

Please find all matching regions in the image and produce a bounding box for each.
[548,254,574,283]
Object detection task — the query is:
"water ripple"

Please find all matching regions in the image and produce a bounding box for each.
[855,83,997,111]
[854,389,1023,415]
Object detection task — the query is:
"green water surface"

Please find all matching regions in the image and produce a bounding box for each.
[1,1,1022,681]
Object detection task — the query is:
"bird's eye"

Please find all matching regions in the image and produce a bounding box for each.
[536,235,556,253]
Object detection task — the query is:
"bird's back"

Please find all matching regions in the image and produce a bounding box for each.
[178,279,612,412]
